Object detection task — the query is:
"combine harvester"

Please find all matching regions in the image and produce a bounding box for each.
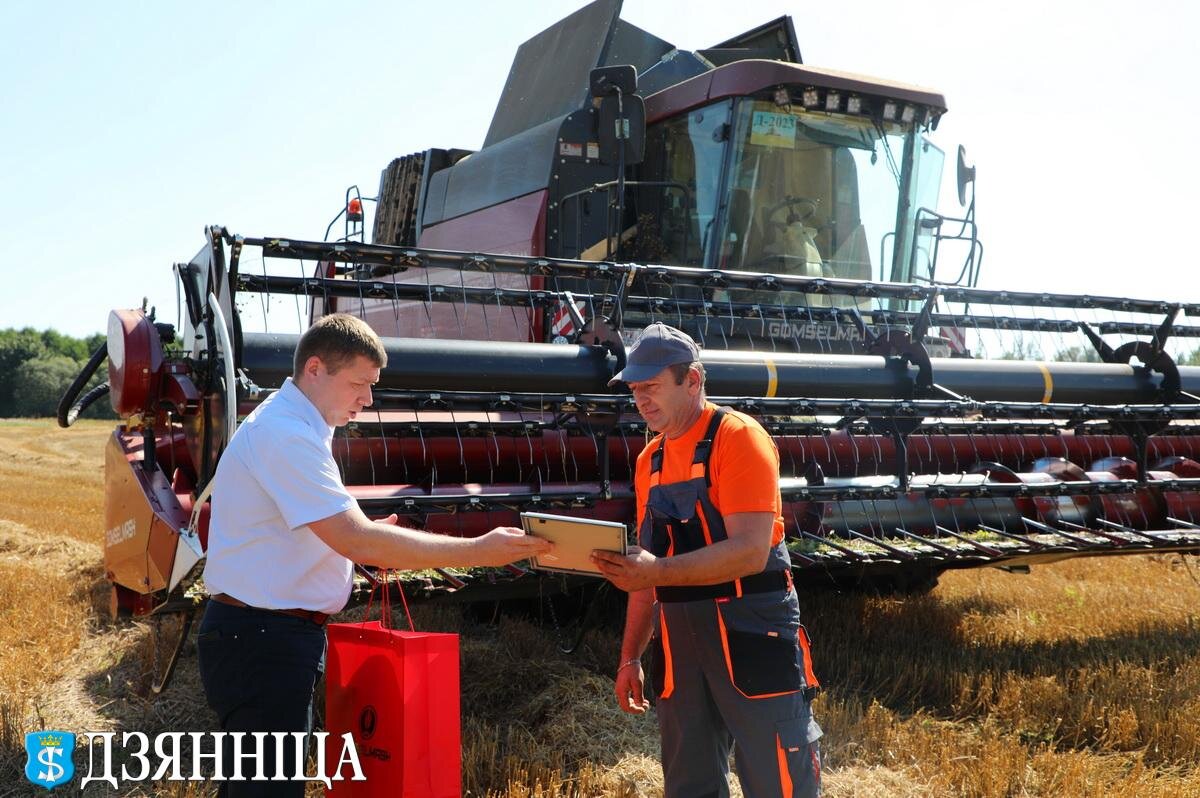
[60,0,1200,689]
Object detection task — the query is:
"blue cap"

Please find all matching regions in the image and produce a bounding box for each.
[608,323,700,386]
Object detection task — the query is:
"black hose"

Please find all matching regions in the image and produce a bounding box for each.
[57,342,108,428]
[63,382,111,427]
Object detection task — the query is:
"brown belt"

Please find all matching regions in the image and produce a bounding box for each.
[209,593,331,626]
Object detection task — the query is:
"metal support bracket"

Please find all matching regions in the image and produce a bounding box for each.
[1080,307,1196,482]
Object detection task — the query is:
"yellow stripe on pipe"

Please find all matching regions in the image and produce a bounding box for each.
[1036,362,1054,404]
[765,359,779,397]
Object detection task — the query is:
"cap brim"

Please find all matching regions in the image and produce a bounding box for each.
[607,362,675,387]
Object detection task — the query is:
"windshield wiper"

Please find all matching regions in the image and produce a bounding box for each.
[871,120,902,187]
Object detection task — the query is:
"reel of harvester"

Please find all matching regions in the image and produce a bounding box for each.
[65,226,1200,688]
[227,230,1200,592]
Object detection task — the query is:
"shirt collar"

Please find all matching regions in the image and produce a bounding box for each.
[278,377,335,442]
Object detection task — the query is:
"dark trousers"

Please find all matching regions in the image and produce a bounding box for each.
[655,593,822,798]
[197,600,327,797]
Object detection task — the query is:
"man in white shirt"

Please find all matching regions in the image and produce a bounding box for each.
[197,313,550,796]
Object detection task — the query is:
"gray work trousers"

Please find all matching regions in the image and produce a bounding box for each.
[653,589,822,798]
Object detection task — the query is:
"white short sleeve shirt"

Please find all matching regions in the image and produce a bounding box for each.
[202,378,357,614]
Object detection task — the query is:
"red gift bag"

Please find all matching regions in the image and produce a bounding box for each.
[325,573,460,797]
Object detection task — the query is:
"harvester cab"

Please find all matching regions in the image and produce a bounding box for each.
[58,0,1200,693]
[372,0,974,354]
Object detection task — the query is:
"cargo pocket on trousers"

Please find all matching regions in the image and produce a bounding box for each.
[775,716,823,798]
[716,599,803,698]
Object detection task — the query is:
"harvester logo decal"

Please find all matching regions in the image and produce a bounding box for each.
[24,731,75,790]
[104,518,136,548]
[766,320,864,342]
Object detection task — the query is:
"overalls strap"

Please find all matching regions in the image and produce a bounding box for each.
[649,406,728,480]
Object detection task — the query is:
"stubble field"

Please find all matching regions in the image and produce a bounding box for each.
[3,418,1200,796]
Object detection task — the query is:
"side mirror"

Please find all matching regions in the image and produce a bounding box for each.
[597,93,645,165]
[589,65,637,97]
[590,65,645,166]
[956,145,976,207]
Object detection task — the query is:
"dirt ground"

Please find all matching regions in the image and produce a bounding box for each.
[5,419,1200,796]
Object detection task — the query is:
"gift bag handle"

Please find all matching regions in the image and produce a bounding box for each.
[363,569,416,632]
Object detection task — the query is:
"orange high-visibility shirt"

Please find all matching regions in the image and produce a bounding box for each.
[634,402,785,546]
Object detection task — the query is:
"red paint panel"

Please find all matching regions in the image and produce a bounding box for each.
[354,192,547,342]
[645,71,716,124]
[418,190,547,255]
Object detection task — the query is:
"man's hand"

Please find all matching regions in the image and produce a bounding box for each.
[614,660,649,714]
[592,546,660,592]
[472,526,553,566]
[314,510,551,570]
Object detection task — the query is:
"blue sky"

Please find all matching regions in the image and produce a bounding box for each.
[2,0,1197,338]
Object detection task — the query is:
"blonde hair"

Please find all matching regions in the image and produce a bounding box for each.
[293,313,387,378]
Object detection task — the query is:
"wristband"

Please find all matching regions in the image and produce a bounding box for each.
[618,658,642,672]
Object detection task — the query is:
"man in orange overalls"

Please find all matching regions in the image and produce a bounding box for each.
[594,322,822,798]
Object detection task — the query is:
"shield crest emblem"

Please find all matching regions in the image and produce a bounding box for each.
[24,731,75,790]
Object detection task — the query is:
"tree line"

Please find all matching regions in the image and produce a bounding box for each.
[0,328,115,419]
